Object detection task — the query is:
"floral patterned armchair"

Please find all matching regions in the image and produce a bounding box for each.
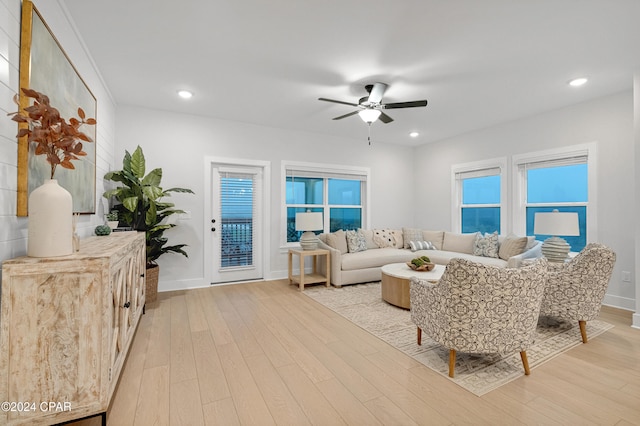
[410,258,548,378]
[539,243,616,343]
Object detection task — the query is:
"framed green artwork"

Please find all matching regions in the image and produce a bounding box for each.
[17,0,97,216]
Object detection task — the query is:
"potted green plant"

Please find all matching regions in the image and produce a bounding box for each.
[103,146,194,302]
[105,210,119,230]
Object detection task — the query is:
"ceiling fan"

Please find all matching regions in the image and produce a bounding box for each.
[318,82,428,124]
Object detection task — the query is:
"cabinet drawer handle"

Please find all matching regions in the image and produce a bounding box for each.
[140,273,145,278]
[123,301,131,308]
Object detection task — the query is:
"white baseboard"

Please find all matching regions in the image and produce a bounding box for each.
[632,313,640,329]
[158,277,207,293]
[602,294,636,311]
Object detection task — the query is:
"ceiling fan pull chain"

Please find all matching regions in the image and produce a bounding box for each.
[368,123,372,145]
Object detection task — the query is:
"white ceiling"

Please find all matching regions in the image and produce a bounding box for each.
[61,0,640,146]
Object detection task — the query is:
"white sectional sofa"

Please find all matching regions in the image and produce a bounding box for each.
[317,228,542,287]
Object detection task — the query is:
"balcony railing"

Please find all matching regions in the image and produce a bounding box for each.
[221,218,253,268]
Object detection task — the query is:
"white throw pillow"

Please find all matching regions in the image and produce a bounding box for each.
[373,229,398,248]
[442,232,478,254]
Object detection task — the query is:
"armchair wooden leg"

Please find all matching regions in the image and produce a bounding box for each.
[579,320,588,343]
[448,349,456,378]
[417,327,422,345]
[520,351,530,375]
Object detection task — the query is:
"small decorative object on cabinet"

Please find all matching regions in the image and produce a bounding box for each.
[106,210,119,230]
[0,232,145,425]
[27,178,73,256]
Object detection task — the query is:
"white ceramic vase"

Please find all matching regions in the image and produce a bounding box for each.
[27,179,73,257]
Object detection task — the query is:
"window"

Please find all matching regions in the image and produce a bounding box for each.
[452,159,506,234]
[283,162,369,244]
[514,144,596,252]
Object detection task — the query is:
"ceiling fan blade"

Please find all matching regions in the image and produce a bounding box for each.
[332,110,359,120]
[367,82,388,104]
[379,111,394,123]
[383,100,428,109]
[318,97,359,107]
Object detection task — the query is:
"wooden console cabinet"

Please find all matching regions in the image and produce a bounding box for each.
[0,232,146,425]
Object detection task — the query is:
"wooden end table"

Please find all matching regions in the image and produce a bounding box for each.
[381,262,445,309]
[288,248,330,291]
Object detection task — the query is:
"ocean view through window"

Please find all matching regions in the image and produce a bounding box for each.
[525,163,588,251]
[453,160,505,235]
[284,163,368,245]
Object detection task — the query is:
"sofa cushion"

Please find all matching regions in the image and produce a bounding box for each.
[498,234,528,260]
[341,248,414,271]
[402,227,423,249]
[346,229,367,253]
[373,229,399,248]
[422,230,444,250]
[442,232,477,254]
[473,231,499,258]
[358,228,378,250]
[326,229,348,254]
[391,229,404,248]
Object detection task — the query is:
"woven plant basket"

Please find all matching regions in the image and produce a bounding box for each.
[146,264,159,303]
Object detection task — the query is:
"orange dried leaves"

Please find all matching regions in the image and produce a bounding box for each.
[8,88,96,179]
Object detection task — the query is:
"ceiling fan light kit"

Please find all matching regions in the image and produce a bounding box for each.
[358,109,381,123]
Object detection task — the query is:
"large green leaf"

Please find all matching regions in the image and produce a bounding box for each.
[142,168,162,187]
[122,150,132,173]
[143,185,164,201]
[123,196,139,212]
[130,146,146,179]
[145,201,157,226]
[164,187,195,194]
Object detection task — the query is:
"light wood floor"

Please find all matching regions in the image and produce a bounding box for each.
[74,279,640,425]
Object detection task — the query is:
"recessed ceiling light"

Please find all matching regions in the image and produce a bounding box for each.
[409,132,419,138]
[568,77,588,87]
[177,90,193,99]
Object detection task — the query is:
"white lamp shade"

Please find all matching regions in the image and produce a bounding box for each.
[295,212,323,231]
[534,211,580,236]
[358,109,381,123]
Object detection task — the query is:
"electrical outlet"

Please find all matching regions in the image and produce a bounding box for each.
[622,271,631,282]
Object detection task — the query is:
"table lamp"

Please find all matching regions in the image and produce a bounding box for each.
[533,210,580,262]
[295,212,323,250]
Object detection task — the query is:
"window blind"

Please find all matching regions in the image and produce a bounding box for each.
[286,167,367,181]
[455,166,501,180]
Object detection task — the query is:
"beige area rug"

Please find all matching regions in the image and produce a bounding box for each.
[304,282,613,396]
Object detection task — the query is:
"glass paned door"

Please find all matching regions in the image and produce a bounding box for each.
[211,166,263,283]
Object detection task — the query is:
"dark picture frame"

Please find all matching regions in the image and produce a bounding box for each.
[17,0,97,216]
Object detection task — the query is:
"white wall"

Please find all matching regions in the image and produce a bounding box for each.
[414,91,635,310]
[0,0,117,271]
[115,105,416,292]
